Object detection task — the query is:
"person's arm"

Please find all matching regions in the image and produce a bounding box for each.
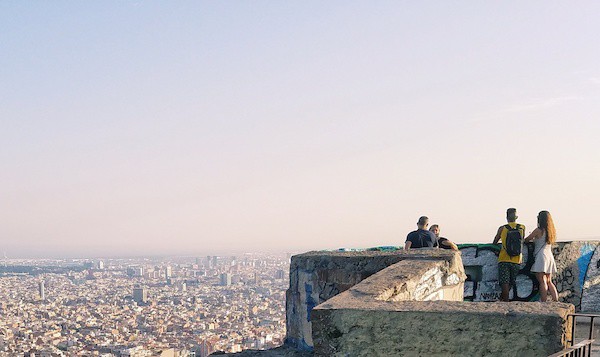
[524,227,542,243]
[444,240,459,251]
[404,241,412,250]
[492,226,503,244]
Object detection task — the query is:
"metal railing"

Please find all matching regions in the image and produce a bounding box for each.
[548,313,599,357]
[548,339,595,357]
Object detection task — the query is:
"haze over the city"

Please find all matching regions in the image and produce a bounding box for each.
[2,2,600,258]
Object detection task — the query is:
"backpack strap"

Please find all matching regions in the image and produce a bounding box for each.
[505,224,521,231]
[515,224,523,236]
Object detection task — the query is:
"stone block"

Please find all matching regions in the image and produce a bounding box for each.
[285,249,464,349]
[312,301,574,357]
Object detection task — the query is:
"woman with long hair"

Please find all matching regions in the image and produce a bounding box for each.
[524,210,558,302]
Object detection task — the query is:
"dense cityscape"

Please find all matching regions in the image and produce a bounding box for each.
[0,253,291,356]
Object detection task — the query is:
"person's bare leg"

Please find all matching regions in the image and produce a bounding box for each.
[501,283,510,302]
[536,272,548,302]
[546,274,559,301]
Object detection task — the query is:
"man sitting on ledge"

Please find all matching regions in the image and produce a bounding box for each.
[404,216,438,249]
[430,224,459,251]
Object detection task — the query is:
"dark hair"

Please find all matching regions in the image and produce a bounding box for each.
[417,216,429,226]
[538,211,556,244]
[506,208,517,222]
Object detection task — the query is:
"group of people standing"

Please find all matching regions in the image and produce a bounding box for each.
[493,208,558,302]
[404,208,559,303]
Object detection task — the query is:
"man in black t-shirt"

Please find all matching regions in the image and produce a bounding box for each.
[405,216,438,249]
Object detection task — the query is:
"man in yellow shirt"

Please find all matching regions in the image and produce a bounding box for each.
[493,208,525,302]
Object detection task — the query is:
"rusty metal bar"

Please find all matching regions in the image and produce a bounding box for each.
[547,340,594,357]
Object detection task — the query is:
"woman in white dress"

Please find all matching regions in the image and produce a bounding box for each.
[524,210,558,302]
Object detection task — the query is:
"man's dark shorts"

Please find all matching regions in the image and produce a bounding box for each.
[498,262,520,285]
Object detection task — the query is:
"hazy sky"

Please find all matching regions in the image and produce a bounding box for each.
[2,2,600,258]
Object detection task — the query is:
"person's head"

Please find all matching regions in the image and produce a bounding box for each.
[429,224,440,237]
[537,210,556,244]
[417,216,429,229]
[506,208,518,223]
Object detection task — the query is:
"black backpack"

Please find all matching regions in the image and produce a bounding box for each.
[504,224,523,257]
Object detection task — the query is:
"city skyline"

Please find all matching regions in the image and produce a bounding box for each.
[2,2,600,258]
[0,252,289,355]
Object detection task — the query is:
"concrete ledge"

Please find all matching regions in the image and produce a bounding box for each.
[325,259,464,305]
[307,250,573,356]
[285,249,465,349]
[312,301,574,357]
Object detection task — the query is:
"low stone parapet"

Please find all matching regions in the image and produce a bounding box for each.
[312,300,574,356]
[305,249,574,356]
[285,249,465,349]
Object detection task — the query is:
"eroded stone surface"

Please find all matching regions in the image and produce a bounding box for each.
[309,249,573,356]
[285,249,463,349]
[285,251,406,349]
[312,301,574,357]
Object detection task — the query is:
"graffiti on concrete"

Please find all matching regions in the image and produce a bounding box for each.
[318,281,339,303]
[459,243,538,302]
[582,246,600,311]
[459,241,600,311]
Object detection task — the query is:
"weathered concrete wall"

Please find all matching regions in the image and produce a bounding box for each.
[310,251,573,356]
[459,241,600,310]
[283,242,596,354]
[582,244,600,311]
[312,301,574,357]
[554,241,600,311]
[285,249,465,350]
[285,251,405,349]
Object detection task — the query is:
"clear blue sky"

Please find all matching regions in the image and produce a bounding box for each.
[2,1,600,258]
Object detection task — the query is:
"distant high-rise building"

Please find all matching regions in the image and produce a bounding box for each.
[231,274,241,285]
[206,256,213,269]
[128,266,144,277]
[212,256,218,268]
[38,280,45,300]
[132,286,148,305]
[165,266,172,278]
[275,269,285,280]
[220,273,231,287]
[253,272,259,285]
[83,261,94,269]
[97,260,104,270]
